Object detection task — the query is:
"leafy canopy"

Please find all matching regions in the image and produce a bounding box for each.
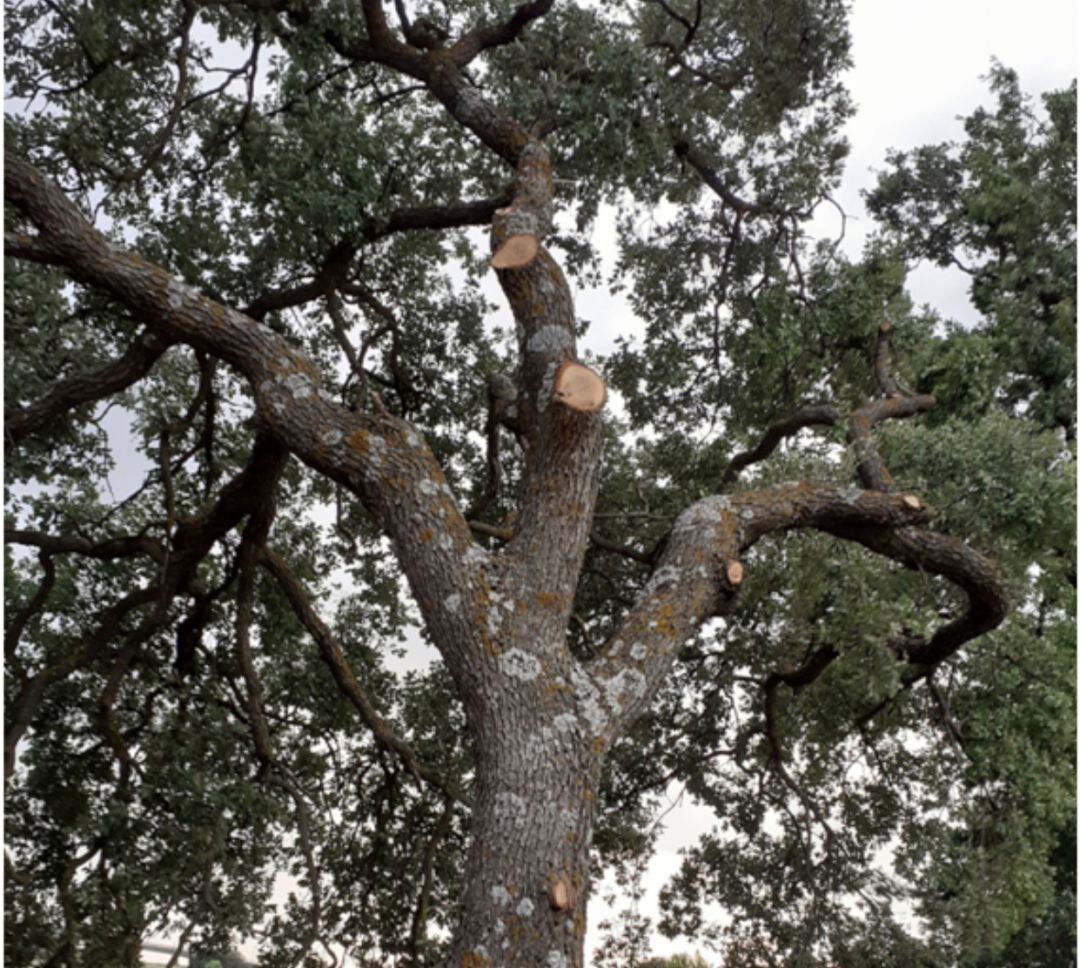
[4,2,1075,965]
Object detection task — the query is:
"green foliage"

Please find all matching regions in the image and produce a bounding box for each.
[4,2,1074,966]
[867,64,1077,436]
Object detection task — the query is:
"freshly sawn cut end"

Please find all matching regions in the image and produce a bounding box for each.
[553,361,606,412]
[490,233,539,269]
[548,875,576,911]
[726,559,744,587]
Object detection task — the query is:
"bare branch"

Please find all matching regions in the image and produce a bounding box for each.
[261,548,468,805]
[722,404,840,485]
[447,1,555,67]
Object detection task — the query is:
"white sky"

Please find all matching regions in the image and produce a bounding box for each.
[34,0,1074,963]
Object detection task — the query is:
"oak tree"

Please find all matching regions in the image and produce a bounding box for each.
[4,3,1072,966]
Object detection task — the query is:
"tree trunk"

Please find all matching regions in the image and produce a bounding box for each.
[450,701,602,968]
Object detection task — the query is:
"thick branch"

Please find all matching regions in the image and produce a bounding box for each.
[447,1,555,66]
[5,153,494,702]
[6,328,173,446]
[489,141,605,621]
[581,482,1004,742]
[5,529,166,565]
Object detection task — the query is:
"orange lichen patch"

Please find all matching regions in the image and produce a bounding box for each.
[491,233,539,269]
[592,737,605,754]
[346,429,371,455]
[461,952,492,968]
[418,529,434,544]
[536,592,562,608]
[626,599,680,638]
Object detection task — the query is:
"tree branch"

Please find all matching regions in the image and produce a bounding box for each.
[6,328,173,446]
[5,153,495,705]
[722,404,840,485]
[582,482,1004,742]
[447,1,555,67]
[261,548,468,805]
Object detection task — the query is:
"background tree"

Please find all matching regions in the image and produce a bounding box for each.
[3,3,1072,967]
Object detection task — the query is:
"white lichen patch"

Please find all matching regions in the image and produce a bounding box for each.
[646,563,681,591]
[369,435,387,459]
[527,325,573,355]
[570,663,607,735]
[603,668,648,709]
[547,952,569,968]
[674,495,730,533]
[553,712,578,733]
[494,791,528,829]
[498,648,541,682]
[516,897,535,918]
[320,428,343,447]
[165,278,190,311]
[629,642,647,662]
[524,727,557,761]
[490,885,512,907]
[537,360,559,412]
[418,479,439,496]
[281,371,314,400]
[444,593,461,615]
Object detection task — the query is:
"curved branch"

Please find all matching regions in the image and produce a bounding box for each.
[5,153,494,700]
[447,0,555,66]
[722,404,840,485]
[583,482,1005,742]
[848,320,936,491]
